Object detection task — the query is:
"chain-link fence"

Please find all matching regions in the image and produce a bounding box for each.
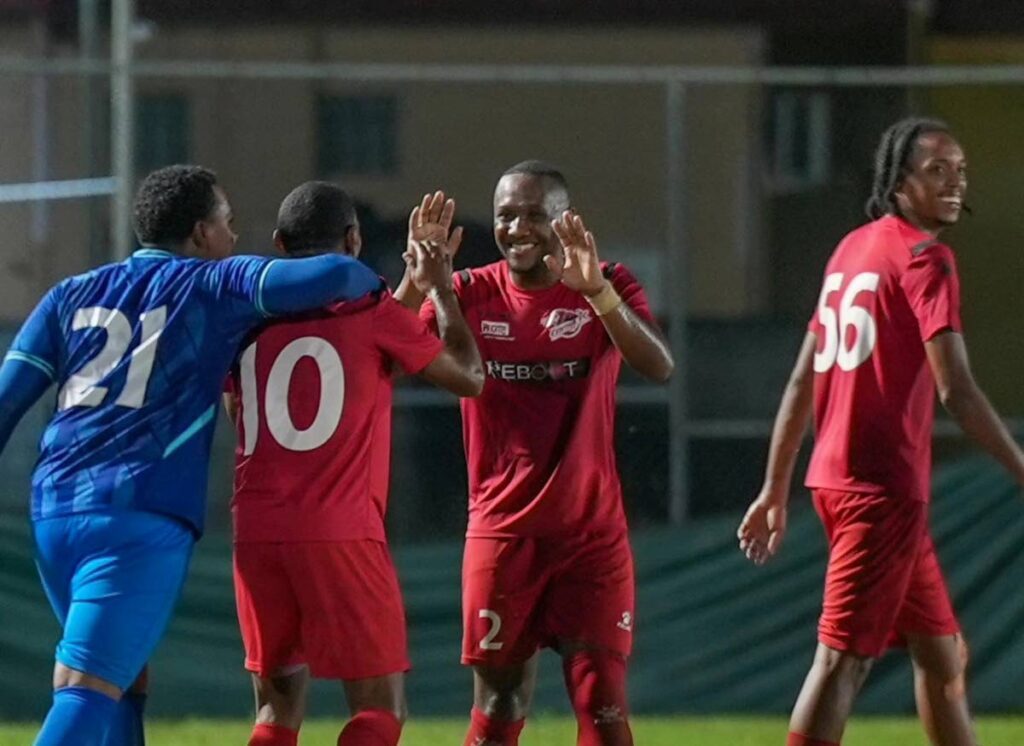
[2,15,1024,543]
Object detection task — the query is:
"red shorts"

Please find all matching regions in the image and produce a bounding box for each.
[462,530,635,666]
[813,489,959,658]
[233,540,410,680]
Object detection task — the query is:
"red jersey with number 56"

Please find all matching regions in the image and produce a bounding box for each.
[421,261,655,538]
[228,291,443,543]
[805,215,962,503]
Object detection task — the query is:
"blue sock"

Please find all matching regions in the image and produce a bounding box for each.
[34,686,118,746]
[104,692,147,745]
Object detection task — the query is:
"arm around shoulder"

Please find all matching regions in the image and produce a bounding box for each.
[260,254,381,315]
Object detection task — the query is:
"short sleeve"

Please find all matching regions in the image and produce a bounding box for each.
[5,285,63,382]
[900,243,962,342]
[376,294,444,374]
[606,263,656,324]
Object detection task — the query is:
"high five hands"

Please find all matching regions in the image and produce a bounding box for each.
[547,211,606,297]
[408,190,464,259]
[404,191,464,295]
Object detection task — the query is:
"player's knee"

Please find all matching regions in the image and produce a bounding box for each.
[53,663,123,701]
[474,665,533,721]
[254,669,308,728]
[810,645,874,696]
[563,648,630,728]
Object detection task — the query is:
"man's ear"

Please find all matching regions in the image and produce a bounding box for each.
[345,225,362,258]
[189,220,207,255]
[272,229,289,256]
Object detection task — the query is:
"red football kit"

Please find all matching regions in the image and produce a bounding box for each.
[805,215,962,657]
[422,261,652,664]
[228,291,442,679]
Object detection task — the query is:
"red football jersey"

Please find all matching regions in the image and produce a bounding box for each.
[421,261,655,538]
[805,215,963,503]
[229,292,443,543]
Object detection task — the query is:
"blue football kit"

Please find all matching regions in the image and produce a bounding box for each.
[0,248,379,744]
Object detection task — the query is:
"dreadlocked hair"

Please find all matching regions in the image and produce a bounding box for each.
[864,117,952,220]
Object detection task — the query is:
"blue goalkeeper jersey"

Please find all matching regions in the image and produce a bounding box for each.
[8,249,286,534]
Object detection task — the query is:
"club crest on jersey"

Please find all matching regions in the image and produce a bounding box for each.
[542,308,592,341]
[481,320,512,339]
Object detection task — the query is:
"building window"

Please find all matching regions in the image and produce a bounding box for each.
[767,90,830,192]
[136,94,190,175]
[317,95,398,176]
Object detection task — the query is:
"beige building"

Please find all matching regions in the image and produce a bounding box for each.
[0,20,767,321]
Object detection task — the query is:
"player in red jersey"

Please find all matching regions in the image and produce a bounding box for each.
[737,119,1024,746]
[225,182,483,746]
[400,161,674,746]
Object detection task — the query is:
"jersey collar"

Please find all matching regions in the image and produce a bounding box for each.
[132,247,179,260]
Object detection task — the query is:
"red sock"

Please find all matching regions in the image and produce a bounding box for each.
[787,733,840,746]
[462,706,525,746]
[249,723,298,746]
[563,649,633,746]
[337,709,402,746]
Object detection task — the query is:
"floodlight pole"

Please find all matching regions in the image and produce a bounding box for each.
[665,81,690,524]
[111,0,135,260]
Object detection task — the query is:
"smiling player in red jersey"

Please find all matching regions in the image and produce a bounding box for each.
[400,161,674,746]
[225,182,482,746]
[738,119,1024,746]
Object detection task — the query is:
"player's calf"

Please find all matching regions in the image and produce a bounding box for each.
[908,634,976,746]
[34,686,119,746]
[104,667,149,746]
[789,644,873,744]
[562,647,633,746]
[464,662,535,746]
[338,673,406,746]
[249,667,308,746]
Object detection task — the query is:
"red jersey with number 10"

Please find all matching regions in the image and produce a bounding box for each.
[421,261,655,538]
[805,215,962,503]
[228,291,443,543]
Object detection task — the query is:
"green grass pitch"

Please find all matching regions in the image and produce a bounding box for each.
[1,716,1022,744]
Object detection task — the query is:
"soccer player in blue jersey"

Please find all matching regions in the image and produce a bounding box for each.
[0,165,382,746]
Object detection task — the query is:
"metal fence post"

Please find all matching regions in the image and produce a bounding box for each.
[665,81,690,525]
[110,0,135,260]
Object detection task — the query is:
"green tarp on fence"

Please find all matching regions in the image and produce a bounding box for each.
[1,458,1022,720]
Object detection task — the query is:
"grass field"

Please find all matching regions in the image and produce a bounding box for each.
[1,717,1022,744]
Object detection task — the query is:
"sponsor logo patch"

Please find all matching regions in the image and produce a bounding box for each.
[485,358,591,383]
[481,320,512,339]
[542,308,593,341]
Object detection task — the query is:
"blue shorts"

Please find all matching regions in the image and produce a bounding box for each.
[33,510,194,690]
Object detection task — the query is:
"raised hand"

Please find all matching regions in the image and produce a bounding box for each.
[737,489,788,566]
[408,190,463,259]
[403,236,461,296]
[546,211,605,296]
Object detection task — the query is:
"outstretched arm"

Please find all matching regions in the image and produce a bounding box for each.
[406,240,483,397]
[260,253,382,315]
[926,331,1024,484]
[737,332,817,564]
[548,211,673,382]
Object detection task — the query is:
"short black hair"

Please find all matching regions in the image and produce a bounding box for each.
[275,181,357,255]
[502,159,569,193]
[865,117,953,220]
[132,165,220,246]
